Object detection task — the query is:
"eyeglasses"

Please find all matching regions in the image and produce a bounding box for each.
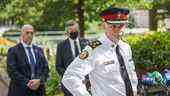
[66,23,75,27]
[25,31,34,35]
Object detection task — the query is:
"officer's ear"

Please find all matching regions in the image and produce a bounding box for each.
[103,22,107,29]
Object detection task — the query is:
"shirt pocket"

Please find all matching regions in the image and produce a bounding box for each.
[96,60,118,73]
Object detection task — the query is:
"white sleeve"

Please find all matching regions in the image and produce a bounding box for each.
[128,46,138,95]
[62,46,95,96]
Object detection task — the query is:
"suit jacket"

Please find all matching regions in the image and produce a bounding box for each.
[7,43,49,96]
[56,38,89,77]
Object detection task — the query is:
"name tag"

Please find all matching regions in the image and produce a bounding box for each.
[103,60,115,65]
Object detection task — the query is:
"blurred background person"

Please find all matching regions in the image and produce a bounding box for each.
[56,20,89,96]
[7,24,49,96]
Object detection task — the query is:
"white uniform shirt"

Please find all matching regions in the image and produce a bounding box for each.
[62,34,138,96]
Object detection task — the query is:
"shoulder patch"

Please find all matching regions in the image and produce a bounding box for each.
[89,40,102,49]
[79,50,89,60]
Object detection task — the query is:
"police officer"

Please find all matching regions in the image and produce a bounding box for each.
[62,7,138,96]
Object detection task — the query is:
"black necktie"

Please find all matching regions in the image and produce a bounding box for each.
[26,47,36,79]
[74,40,79,57]
[116,45,134,96]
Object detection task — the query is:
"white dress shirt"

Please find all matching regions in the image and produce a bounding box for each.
[69,38,81,58]
[21,41,36,64]
[62,34,138,96]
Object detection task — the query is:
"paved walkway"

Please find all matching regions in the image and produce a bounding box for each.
[0,72,9,96]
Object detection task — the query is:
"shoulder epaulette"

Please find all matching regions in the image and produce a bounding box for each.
[89,40,102,49]
[79,40,101,60]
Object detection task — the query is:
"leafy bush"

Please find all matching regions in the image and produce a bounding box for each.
[45,49,63,96]
[126,32,170,73]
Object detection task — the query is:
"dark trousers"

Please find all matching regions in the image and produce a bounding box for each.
[27,89,37,96]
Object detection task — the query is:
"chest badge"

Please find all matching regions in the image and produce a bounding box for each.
[79,50,89,60]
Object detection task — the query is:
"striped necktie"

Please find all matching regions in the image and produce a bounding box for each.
[26,47,36,79]
[74,40,79,57]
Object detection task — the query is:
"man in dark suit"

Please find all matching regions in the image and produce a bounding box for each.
[56,20,89,96]
[7,24,49,96]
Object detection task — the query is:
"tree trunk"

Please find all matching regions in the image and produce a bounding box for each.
[149,8,157,31]
[76,0,84,38]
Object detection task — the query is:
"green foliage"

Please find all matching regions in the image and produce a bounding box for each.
[0,0,161,30]
[0,0,45,26]
[46,62,61,96]
[0,46,9,56]
[0,56,6,72]
[44,48,62,96]
[126,32,170,71]
[1,0,169,33]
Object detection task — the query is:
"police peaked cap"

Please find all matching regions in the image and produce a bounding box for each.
[100,7,129,23]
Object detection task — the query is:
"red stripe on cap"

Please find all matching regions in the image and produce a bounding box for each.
[101,14,128,21]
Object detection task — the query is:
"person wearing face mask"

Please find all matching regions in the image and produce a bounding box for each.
[62,7,138,96]
[56,20,89,96]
